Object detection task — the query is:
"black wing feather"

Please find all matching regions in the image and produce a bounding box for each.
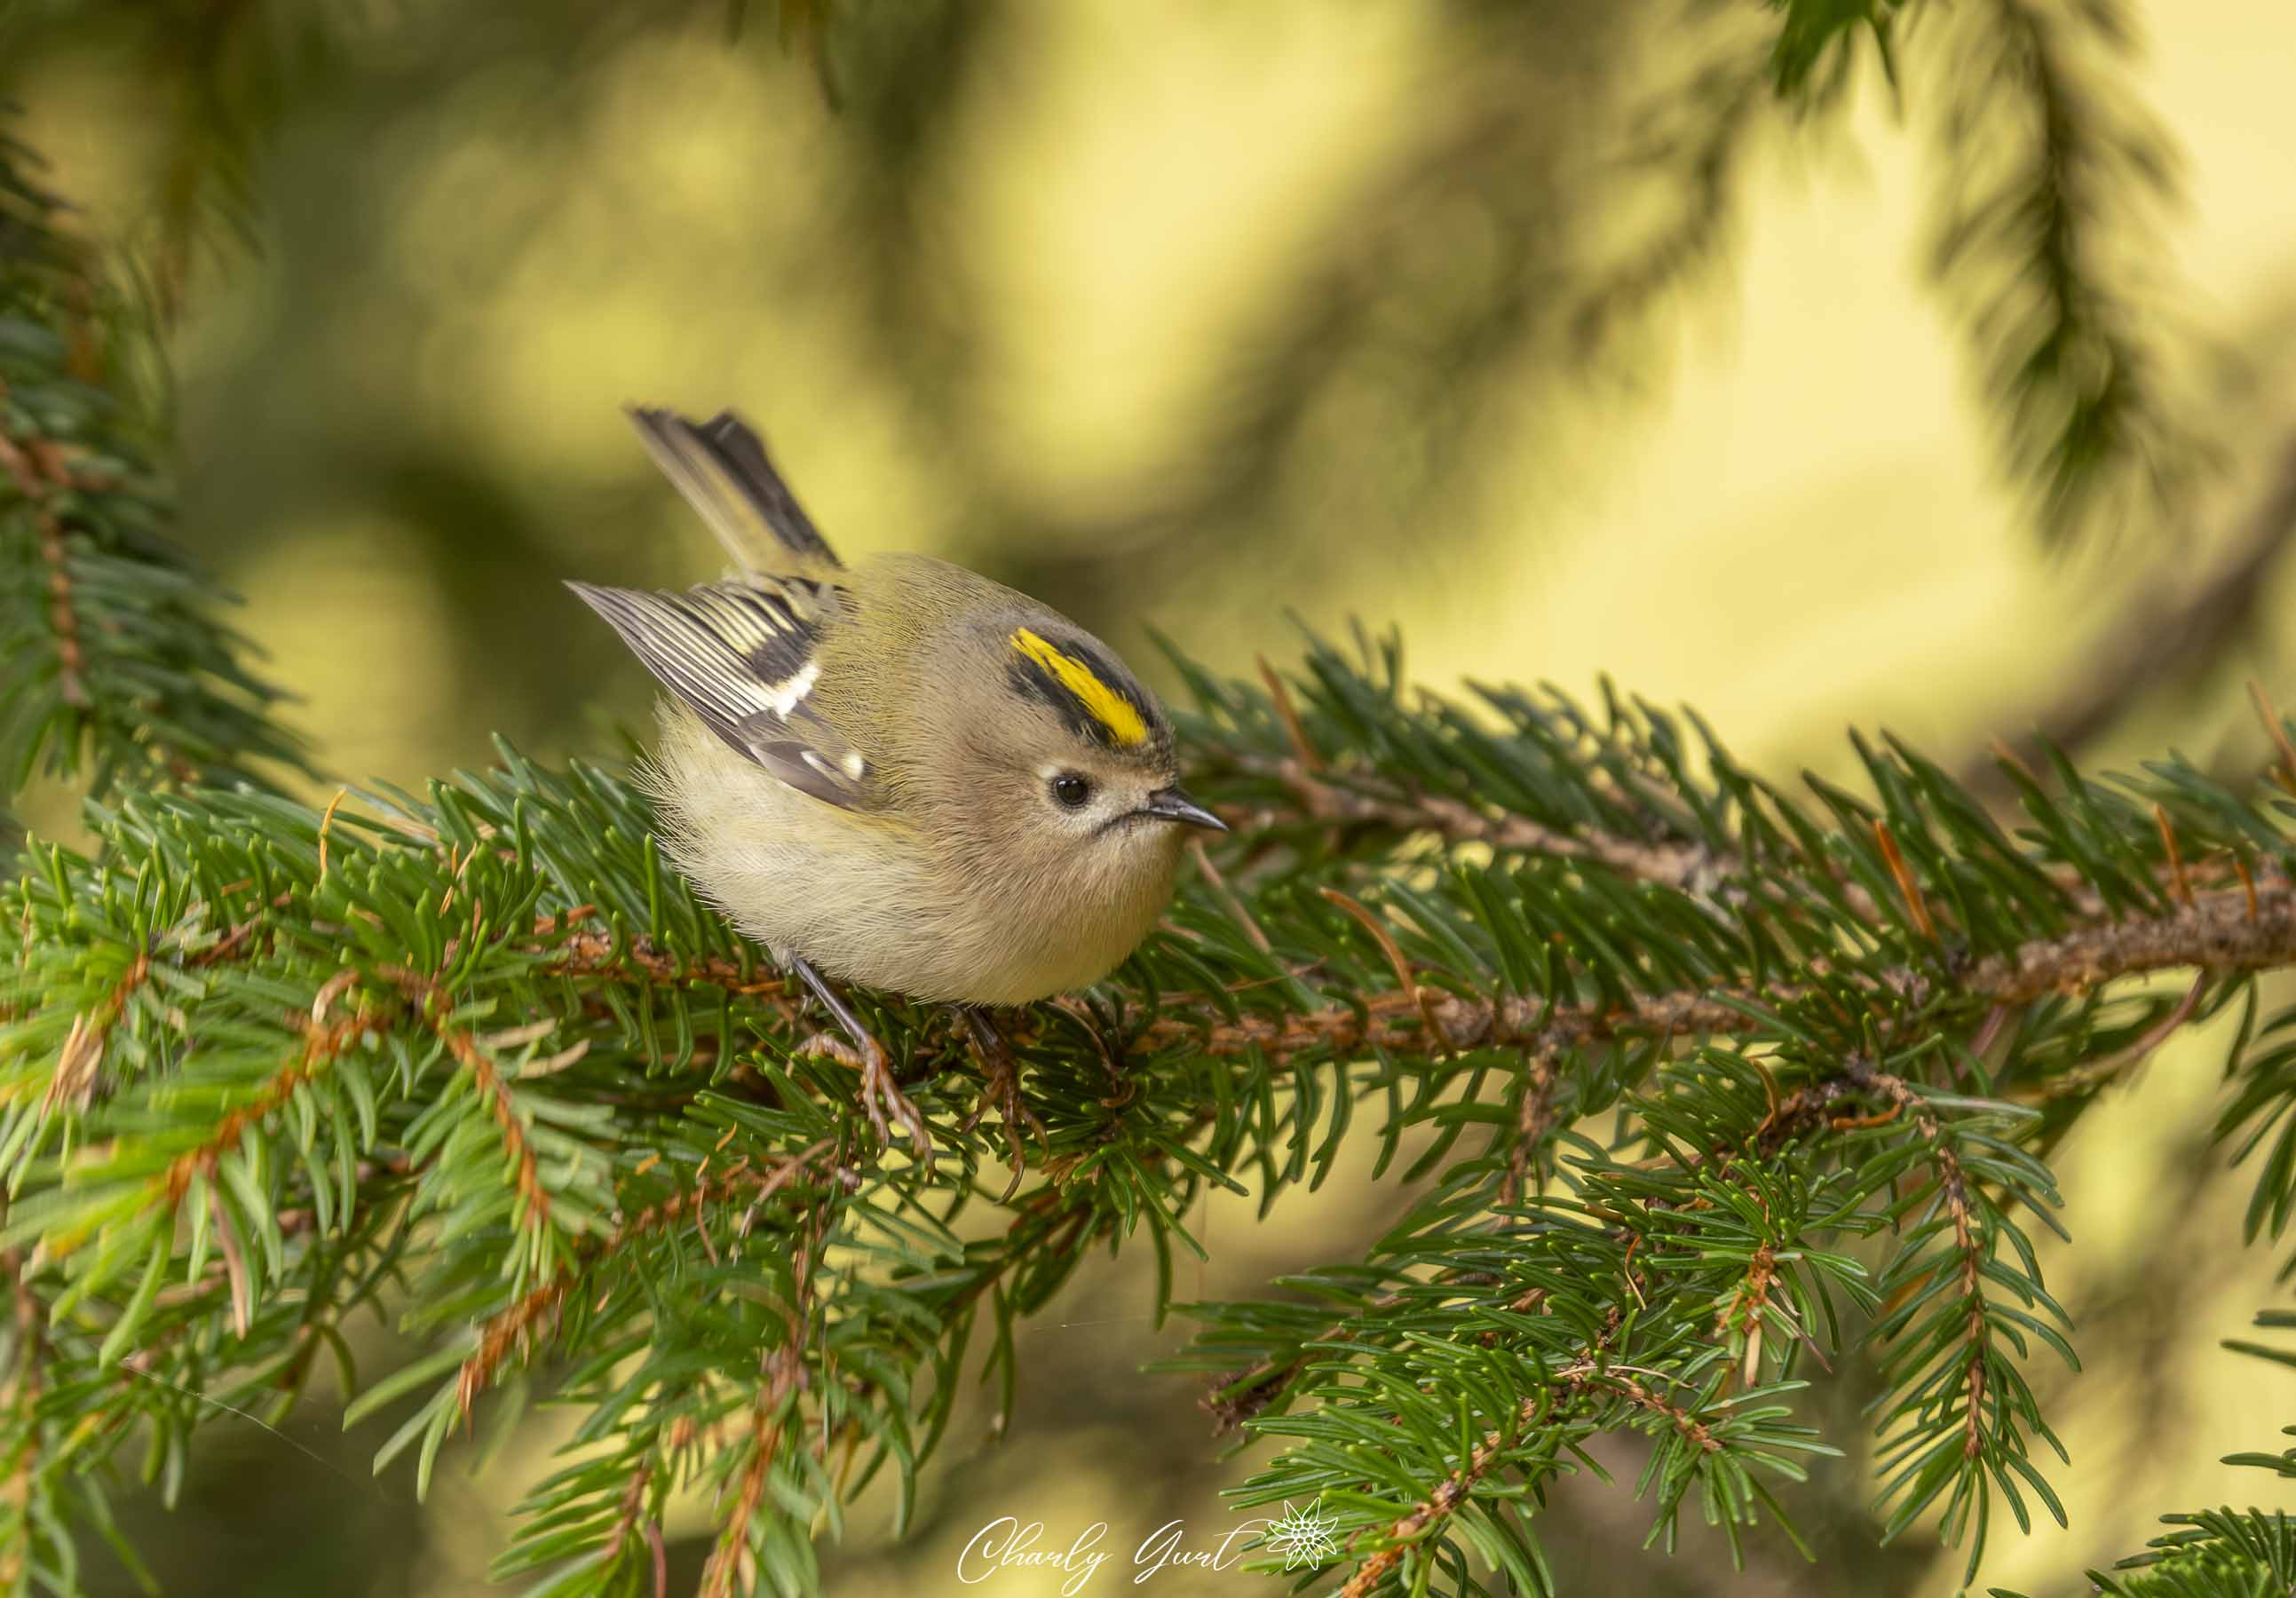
[567,575,874,810]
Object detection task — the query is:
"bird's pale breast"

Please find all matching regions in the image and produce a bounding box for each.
[642,706,1177,1004]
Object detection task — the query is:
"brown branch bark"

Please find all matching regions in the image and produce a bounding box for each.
[157,1000,378,1208]
[386,967,558,1238]
[1500,1048,1560,1208]
[1554,1365,1723,1455]
[701,1351,802,1598]
[1119,873,2296,1066]
[1849,1058,1990,1460]
[1117,983,1764,1065]
[0,1245,46,1589]
[604,1464,666,1598]
[1951,882,2295,1001]
[540,928,796,1002]
[0,421,88,709]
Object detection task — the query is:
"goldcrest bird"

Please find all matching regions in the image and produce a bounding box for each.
[568,407,1226,1159]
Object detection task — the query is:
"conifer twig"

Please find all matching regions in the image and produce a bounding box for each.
[1500,1048,1559,1209]
[2013,968,2209,1104]
[0,1246,46,1588]
[388,968,554,1237]
[1224,753,1733,894]
[456,1138,847,1419]
[0,427,87,709]
[1334,1264,1662,1597]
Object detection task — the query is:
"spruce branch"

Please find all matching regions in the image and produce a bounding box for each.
[6,641,2296,1591]
[455,1135,849,1422]
[1595,0,2205,554]
[1,115,309,804]
[0,1244,51,1591]
[1915,0,2206,545]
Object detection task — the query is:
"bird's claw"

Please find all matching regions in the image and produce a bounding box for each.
[797,1029,932,1164]
[956,1017,1046,1200]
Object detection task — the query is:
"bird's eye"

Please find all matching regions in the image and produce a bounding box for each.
[1050,772,1094,809]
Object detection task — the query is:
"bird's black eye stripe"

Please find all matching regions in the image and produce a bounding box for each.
[1051,772,1093,809]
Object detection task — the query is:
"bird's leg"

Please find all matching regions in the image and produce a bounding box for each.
[788,954,932,1161]
[955,1005,1046,1196]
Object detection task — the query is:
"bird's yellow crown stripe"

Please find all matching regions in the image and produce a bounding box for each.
[1009,628,1149,747]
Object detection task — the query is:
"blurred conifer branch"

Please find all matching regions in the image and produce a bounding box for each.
[1912,0,2208,547]
[0,113,309,807]
[0,0,361,326]
[1679,0,2209,550]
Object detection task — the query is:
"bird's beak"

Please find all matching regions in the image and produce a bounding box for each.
[1140,786,1229,832]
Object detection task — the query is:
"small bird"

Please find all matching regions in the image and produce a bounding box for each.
[569,407,1226,1162]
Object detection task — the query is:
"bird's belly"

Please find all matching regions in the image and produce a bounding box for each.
[668,809,1156,1005]
[647,711,1170,1004]
[791,856,1161,1006]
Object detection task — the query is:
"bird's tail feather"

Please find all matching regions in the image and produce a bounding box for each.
[625,406,843,578]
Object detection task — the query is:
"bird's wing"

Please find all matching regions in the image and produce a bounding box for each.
[567,574,876,811]
[625,407,843,581]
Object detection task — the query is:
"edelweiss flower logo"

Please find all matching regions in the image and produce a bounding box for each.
[1260,1500,1341,1570]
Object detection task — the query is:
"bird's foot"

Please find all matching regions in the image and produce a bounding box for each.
[788,953,933,1163]
[955,1009,1045,1199]
[796,1028,932,1163]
